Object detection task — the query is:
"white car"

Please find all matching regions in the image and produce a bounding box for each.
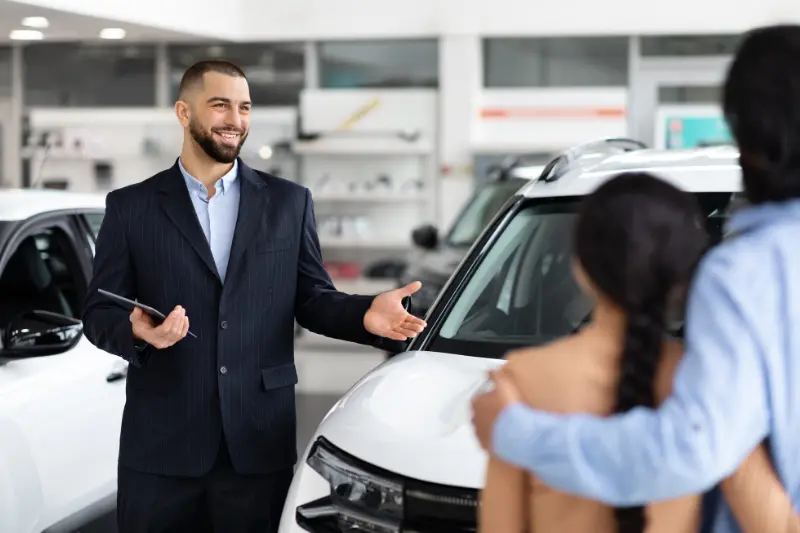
[278,140,744,533]
[0,189,127,533]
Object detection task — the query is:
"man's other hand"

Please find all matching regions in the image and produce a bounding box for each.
[471,368,523,451]
[364,281,427,341]
[131,305,190,349]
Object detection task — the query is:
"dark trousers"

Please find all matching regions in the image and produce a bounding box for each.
[117,438,294,533]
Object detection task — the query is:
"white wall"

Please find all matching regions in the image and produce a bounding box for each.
[438,35,481,231]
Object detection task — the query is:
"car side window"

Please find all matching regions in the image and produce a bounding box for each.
[428,202,588,358]
[85,213,104,239]
[0,225,87,333]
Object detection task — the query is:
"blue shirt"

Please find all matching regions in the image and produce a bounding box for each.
[493,198,800,533]
[178,158,240,282]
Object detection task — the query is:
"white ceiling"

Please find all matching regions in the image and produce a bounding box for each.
[0,0,209,43]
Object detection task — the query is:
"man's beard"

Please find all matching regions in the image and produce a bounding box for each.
[189,119,247,164]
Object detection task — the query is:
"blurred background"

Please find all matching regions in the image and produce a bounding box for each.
[0,0,764,530]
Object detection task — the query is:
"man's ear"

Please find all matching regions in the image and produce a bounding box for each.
[174,100,191,127]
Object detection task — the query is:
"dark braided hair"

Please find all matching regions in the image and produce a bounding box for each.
[573,172,710,533]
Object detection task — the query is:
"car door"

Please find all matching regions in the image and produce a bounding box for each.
[0,212,124,533]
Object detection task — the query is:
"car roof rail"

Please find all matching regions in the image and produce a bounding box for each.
[486,152,552,182]
[538,137,647,183]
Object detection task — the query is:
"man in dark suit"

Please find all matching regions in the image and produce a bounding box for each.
[82,60,426,533]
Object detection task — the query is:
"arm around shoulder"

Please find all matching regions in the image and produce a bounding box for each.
[491,253,770,505]
[82,190,152,367]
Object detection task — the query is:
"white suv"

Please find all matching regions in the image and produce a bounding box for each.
[278,140,744,533]
[0,189,127,533]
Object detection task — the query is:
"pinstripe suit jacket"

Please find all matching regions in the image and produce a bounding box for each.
[82,159,387,477]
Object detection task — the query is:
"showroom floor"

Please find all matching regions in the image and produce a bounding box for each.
[78,339,385,533]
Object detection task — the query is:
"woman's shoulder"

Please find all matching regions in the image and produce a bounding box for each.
[502,336,614,414]
[503,335,577,374]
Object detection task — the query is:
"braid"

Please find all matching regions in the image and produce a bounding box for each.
[614,293,666,533]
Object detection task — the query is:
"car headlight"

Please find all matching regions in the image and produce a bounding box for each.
[298,437,478,533]
[306,438,403,520]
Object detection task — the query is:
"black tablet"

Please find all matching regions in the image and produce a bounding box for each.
[97,288,197,338]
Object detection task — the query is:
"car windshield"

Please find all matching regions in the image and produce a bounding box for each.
[446,179,528,247]
[427,192,740,359]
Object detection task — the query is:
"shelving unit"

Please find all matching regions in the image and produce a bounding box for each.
[293,89,439,281]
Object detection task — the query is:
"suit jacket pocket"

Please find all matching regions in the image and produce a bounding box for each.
[256,237,291,254]
[261,363,298,391]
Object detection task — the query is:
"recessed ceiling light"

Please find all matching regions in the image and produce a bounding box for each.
[258,146,273,160]
[22,16,49,28]
[99,28,126,39]
[9,29,43,40]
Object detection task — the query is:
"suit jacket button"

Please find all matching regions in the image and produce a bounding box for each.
[220,366,227,375]
[220,320,228,329]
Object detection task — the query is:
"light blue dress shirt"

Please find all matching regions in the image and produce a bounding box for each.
[178,158,240,282]
[492,198,800,533]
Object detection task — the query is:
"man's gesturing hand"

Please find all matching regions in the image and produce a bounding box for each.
[130,305,190,349]
[364,281,427,341]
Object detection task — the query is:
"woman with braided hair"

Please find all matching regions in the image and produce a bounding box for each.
[478,171,799,533]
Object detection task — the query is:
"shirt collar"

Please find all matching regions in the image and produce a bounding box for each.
[178,157,239,197]
[726,197,800,236]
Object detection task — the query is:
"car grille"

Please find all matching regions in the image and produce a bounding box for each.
[297,492,478,533]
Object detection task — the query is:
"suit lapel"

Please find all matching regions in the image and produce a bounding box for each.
[227,160,268,276]
[157,161,221,283]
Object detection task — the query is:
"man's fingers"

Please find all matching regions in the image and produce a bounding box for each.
[398,281,422,297]
[385,330,409,341]
[402,314,427,328]
[171,309,185,333]
[162,306,183,327]
[491,367,523,403]
[398,320,424,334]
[393,326,419,338]
[153,306,188,343]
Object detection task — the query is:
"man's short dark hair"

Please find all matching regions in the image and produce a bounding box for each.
[723,24,800,204]
[178,60,247,99]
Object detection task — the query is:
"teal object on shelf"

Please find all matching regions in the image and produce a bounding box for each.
[664,116,733,149]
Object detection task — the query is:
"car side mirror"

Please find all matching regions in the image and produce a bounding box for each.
[2,310,83,357]
[411,224,438,250]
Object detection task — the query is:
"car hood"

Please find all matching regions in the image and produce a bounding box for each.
[314,350,505,488]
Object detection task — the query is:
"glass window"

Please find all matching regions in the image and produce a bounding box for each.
[0,226,85,330]
[319,39,438,88]
[641,35,740,57]
[24,44,157,107]
[427,192,738,359]
[168,43,305,106]
[84,213,104,238]
[0,46,11,99]
[446,178,529,247]
[483,37,629,87]
[659,85,721,105]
